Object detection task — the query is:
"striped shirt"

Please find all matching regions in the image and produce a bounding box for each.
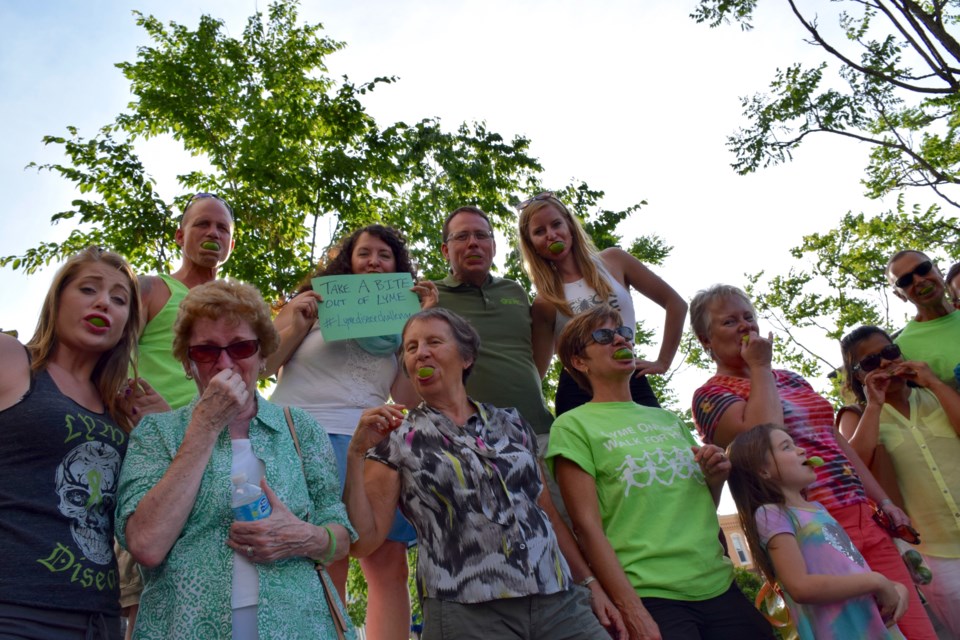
[693,370,867,510]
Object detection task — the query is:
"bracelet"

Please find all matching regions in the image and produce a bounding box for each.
[879,498,894,508]
[579,575,597,588]
[320,524,337,565]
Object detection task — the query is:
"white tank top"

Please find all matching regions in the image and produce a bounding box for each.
[553,259,636,344]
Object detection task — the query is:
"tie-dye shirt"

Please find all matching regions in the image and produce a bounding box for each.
[756,503,905,640]
[367,401,571,603]
[693,370,866,510]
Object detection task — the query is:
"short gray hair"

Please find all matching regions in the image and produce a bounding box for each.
[689,284,754,342]
[401,307,481,383]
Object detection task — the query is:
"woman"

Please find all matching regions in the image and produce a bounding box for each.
[548,305,774,639]
[689,284,936,640]
[267,224,435,639]
[345,308,624,640]
[116,280,355,639]
[0,247,141,639]
[839,326,960,636]
[518,191,686,415]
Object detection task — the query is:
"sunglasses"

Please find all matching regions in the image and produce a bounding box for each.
[590,326,634,345]
[184,192,235,218]
[872,504,921,545]
[188,339,260,364]
[854,344,901,373]
[894,260,934,289]
[517,191,555,210]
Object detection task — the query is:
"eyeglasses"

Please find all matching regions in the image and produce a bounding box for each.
[517,191,555,210]
[894,260,934,289]
[188,339,260,364]
[872,504,920,545]
[854,344,901,373]
[590,326,634,345]
[446,230,493,243]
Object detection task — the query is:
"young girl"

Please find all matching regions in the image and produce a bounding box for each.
[728,423,909,640]
[517,192,686,415]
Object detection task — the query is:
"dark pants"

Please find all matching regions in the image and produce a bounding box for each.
[556,367,661,416]
[642,583,774,640]
[0,603,121,640]
[421,587,608,640]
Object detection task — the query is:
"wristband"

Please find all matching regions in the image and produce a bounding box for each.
[579,575,597,588]
[879,498,893,508]
[320,524,337,565]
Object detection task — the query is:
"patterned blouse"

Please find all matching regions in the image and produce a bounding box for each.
[368,401,571,603]
[693,370,867,511]
[116,396,356,640]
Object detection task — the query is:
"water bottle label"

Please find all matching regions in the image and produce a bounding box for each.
[232,493,272,521]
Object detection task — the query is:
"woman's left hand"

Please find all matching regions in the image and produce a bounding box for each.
[586,582,628,639]
[227,479,313,563]
[411,280,439,310]
[634,359,668,378]
[118,378,171,425]
[882,502,913,529]
[890,360,938,388]
[692,444,730,483]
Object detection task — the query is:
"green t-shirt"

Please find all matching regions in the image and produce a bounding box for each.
[895,310,960,389]
[547,401,733,600]
[137,274,197,409]
[435,274,554,435]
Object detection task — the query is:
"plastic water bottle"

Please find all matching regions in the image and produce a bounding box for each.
[231,473,272,521]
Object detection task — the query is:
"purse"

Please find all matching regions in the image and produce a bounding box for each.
[283,406,351,640]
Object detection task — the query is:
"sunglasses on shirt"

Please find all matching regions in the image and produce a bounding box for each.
[853,344,902,373]
[187,339,260,364]
[872,504,921,545]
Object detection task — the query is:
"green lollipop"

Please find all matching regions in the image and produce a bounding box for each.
[613,348,634,360]
[417,366,435,379]
[548,241,565,255]
[201,241,221,251]
[88,317,107,328]
[803,456,825,467]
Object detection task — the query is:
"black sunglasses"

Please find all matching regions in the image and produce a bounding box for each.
[188,339,260,364]
[854,344,901,373]
[894,260,934,289]
[590,326,634,345]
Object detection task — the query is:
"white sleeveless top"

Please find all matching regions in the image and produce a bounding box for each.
[553,259,636,344]
[270,324,398,436]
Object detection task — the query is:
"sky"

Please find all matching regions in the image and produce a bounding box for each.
[0,1,934,509]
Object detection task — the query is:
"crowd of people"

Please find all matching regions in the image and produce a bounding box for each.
[1,191,959,640]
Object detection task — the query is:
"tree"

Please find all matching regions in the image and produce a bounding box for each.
[692,0,960,209]
[742,196,959,400]
[2,2,546,301]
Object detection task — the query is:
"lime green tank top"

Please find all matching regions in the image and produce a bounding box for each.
[137,274,197,409]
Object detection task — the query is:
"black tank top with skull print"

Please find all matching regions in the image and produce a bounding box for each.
[0,365,127,615]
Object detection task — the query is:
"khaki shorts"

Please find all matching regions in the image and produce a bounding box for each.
[115,541,143,610]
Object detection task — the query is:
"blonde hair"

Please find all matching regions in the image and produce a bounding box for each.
[518,194,612,317]
[27,247,142,432]
[172,280,280,368]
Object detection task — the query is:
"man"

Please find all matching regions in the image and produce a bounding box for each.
[121,193,234,639]
[138,193,236,408]
[887,249,960,387]
[435,206,554,436]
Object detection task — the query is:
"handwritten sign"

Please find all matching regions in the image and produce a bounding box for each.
[312,273,419,341]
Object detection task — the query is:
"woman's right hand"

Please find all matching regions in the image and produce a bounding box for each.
[863,369,892,405]
[620,601,661,640]
[740,331,773,369]
[349,404,405,455]
[874,573,909,627]
[192,368,250,433]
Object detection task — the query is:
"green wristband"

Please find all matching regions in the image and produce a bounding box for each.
[320,524,337,565]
